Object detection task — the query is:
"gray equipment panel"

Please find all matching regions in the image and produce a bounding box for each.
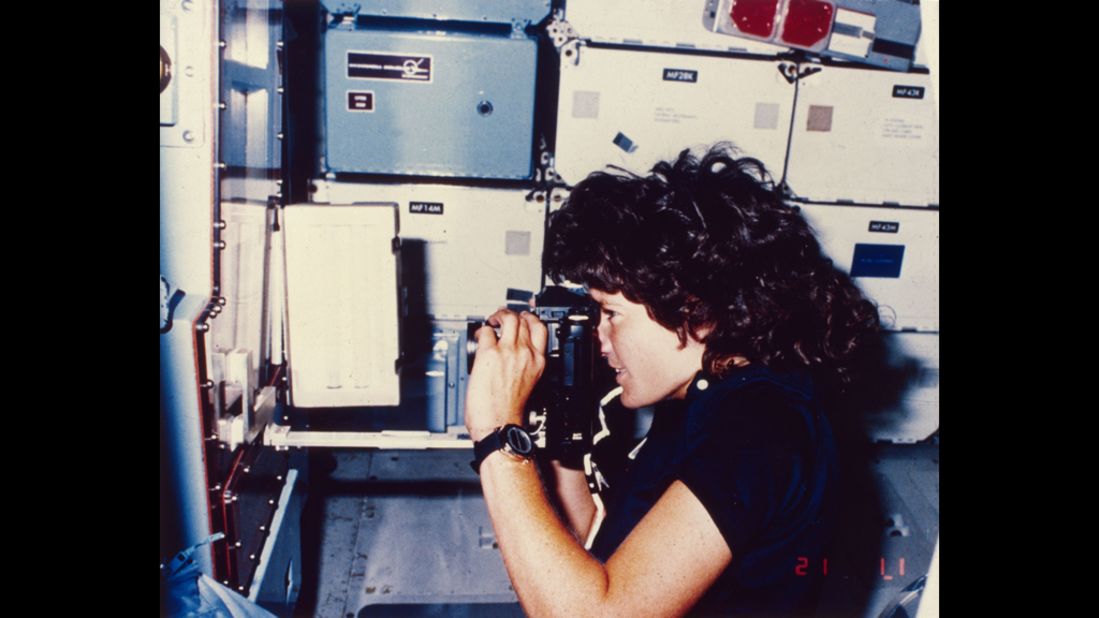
[323,26,538,179]
[321,0,550,25]
[564,0,781,54]
[703,0,922,72]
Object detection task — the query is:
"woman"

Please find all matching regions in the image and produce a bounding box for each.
[465,144,880,616]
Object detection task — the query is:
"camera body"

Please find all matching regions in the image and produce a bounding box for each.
[467,286,606,466]
[526,287,603,466]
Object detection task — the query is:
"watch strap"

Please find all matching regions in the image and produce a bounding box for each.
[471,424,533,474]
[471,428,506,473]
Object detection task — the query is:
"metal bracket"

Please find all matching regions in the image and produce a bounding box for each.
[330,4,360,30]
[216,385,276,452]
[510,18,530,39]
[530,135,562,190]
[559,38,582,68]
[161,276,172,331]
[546,14,578,51]
[161,275,186,333]
[778,62,821,85]
[264,425,473,451]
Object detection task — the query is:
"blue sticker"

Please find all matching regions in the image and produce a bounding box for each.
[850,244,905,278]
[613,132,638,153]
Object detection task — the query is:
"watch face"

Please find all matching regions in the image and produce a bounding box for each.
[505,425,534,456]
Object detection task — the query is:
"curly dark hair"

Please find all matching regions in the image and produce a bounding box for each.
[544,143,881,391]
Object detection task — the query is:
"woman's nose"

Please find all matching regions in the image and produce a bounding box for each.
[597,321,612,356]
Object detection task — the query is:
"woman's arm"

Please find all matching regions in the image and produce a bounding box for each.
[481,452,731,617]
[548,461,597,543]
[467,309,732,616]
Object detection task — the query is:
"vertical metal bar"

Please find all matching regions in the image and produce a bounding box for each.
[160,0,221,577]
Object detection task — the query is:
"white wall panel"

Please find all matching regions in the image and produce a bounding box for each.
[555,42,793,185]
[799,203,938,332]
[212,201,271,389]
[868,332,939,443]
[787,65,938,207]
[314,181,545,319]
[283,204,401,407]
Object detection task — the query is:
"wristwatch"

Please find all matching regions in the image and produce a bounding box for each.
[471,424,536,473]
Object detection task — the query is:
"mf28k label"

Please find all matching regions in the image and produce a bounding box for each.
[663,68,698,83]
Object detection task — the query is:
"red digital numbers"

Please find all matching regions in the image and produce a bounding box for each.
[880,557,905,580]
[796,556,904,579]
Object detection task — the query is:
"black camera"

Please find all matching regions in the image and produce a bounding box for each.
[466,286,608,467]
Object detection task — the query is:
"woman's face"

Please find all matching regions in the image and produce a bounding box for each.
[590,289,706,409]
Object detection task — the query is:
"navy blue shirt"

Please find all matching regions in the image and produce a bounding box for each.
[588,364,838,616]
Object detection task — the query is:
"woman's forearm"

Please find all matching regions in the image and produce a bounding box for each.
[548,460,597,542]
[480,451,609,616]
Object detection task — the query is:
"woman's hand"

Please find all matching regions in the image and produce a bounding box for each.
[465,309,548,442]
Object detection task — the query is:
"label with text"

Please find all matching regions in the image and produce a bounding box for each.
[410,201,444,215]
[663,68,698,83]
